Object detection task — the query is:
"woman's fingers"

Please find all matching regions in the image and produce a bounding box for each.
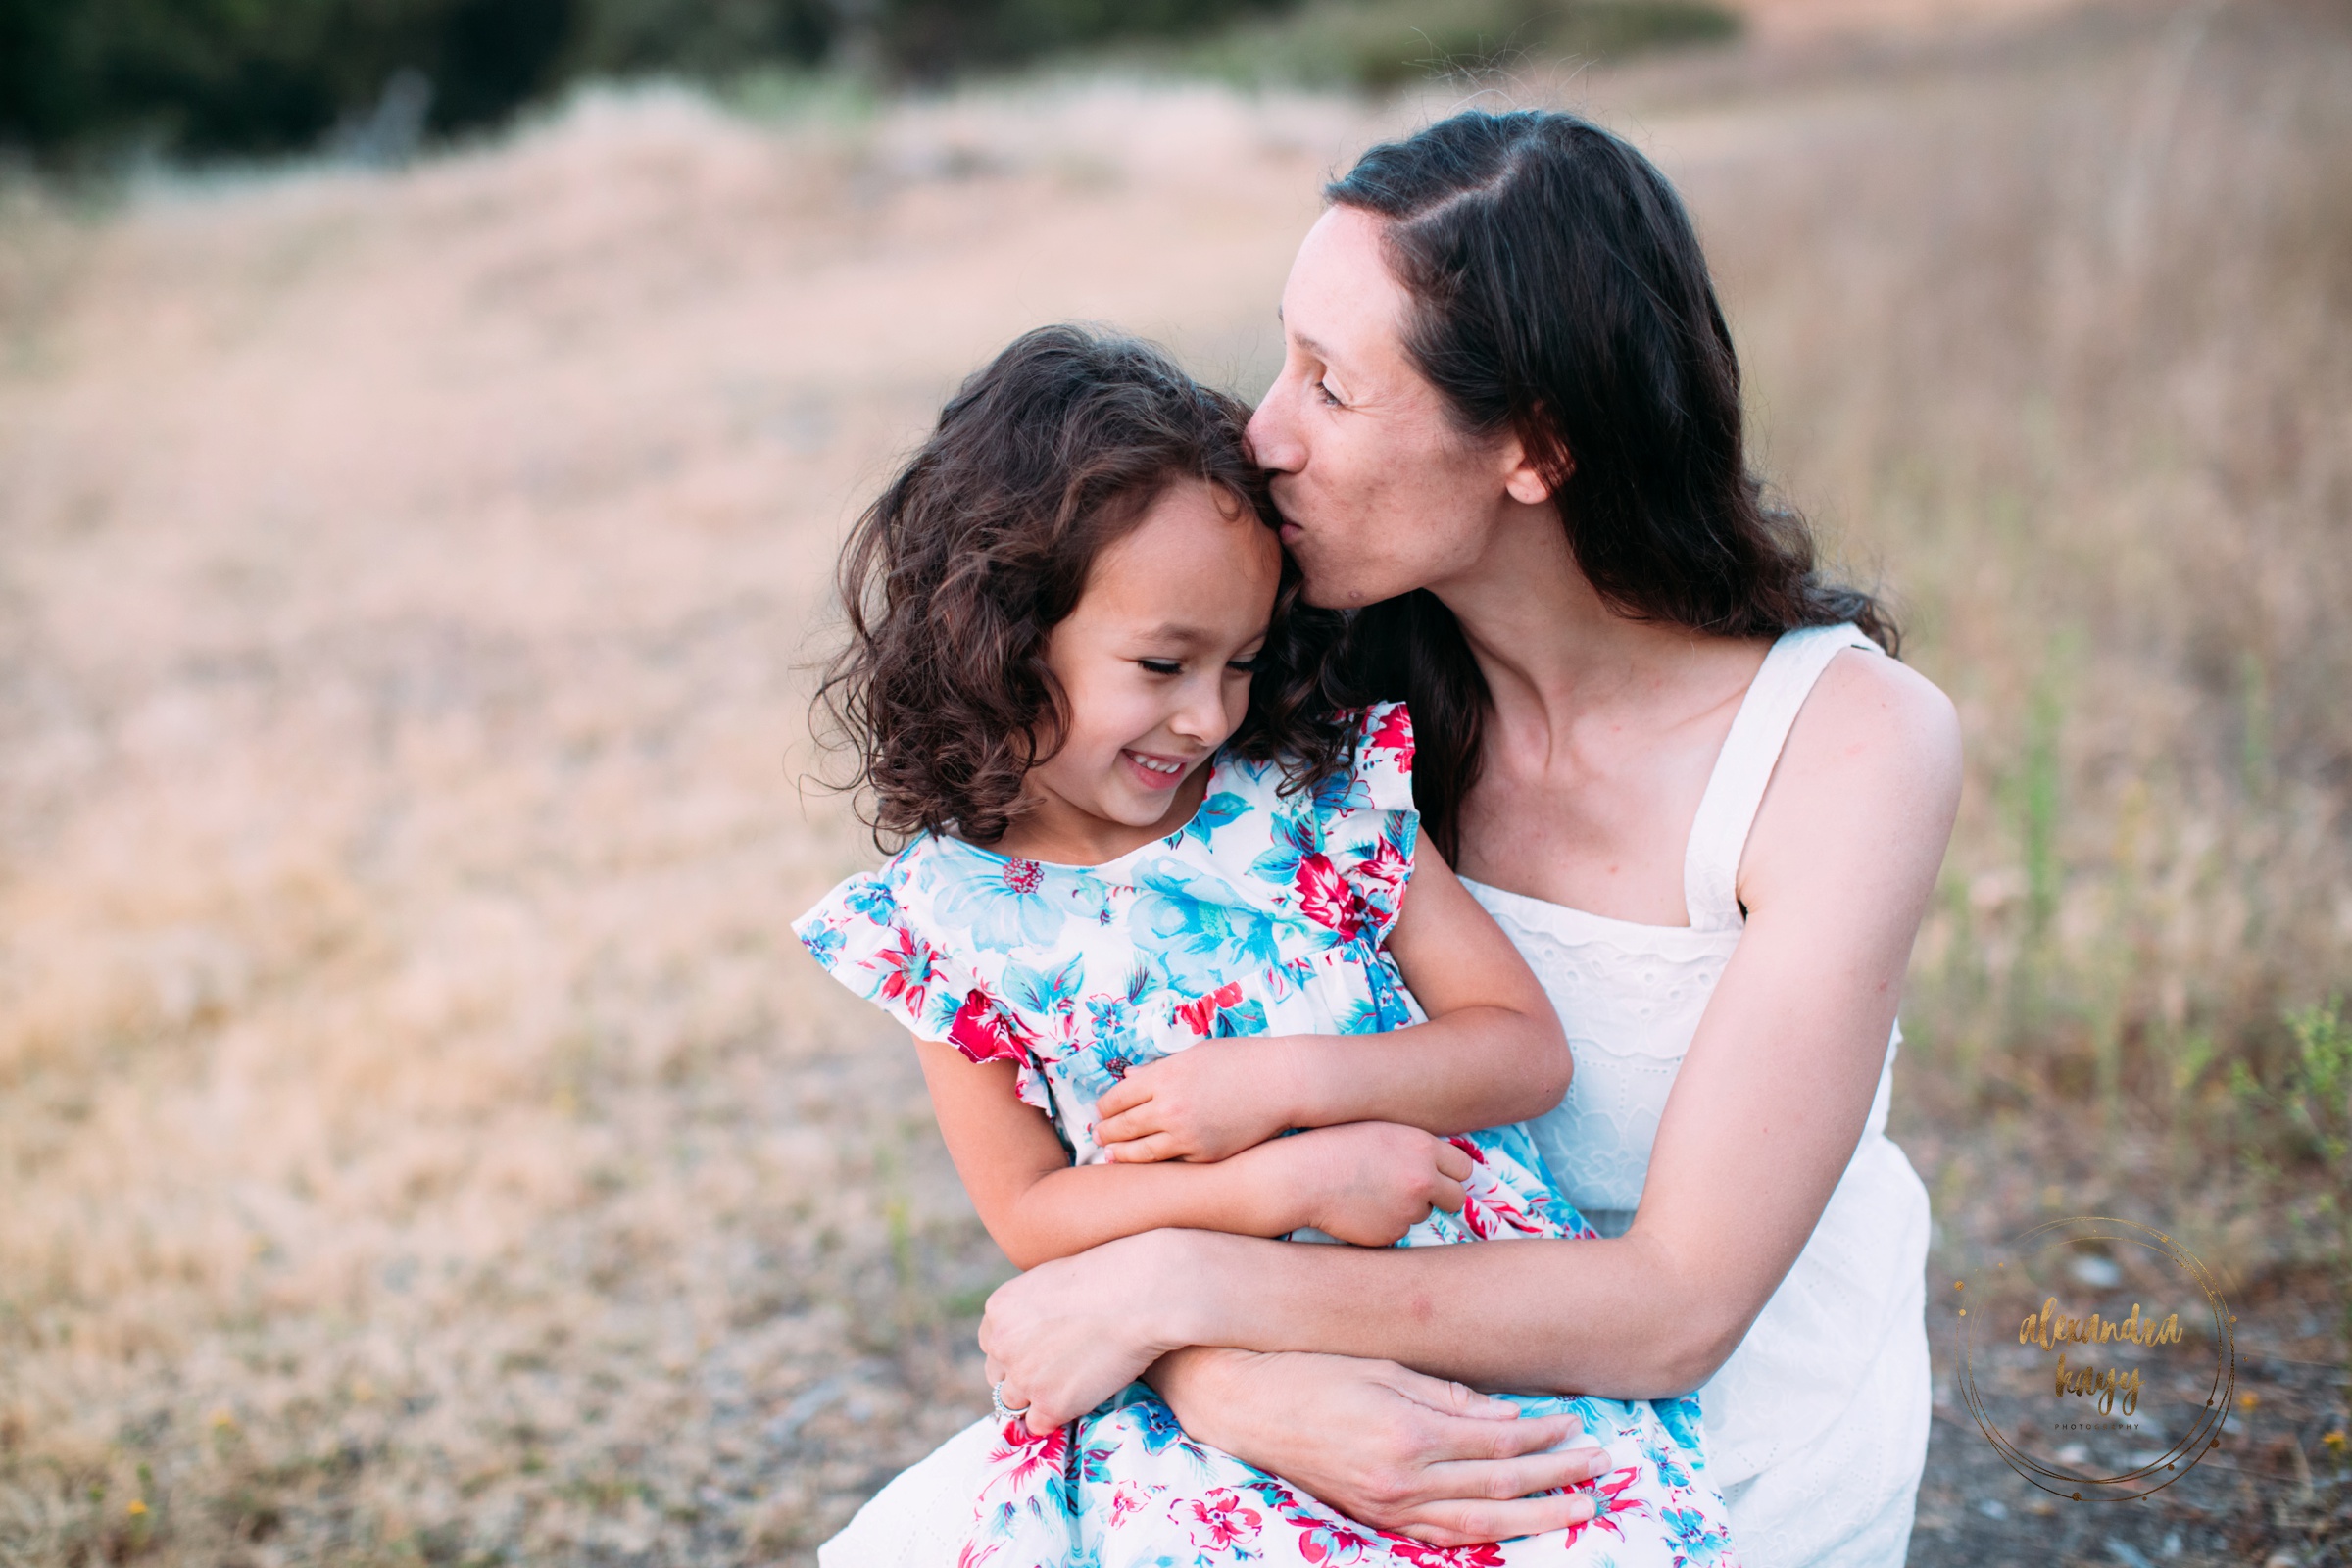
[1385,1490,1598,1547]
[1419,1445,1610,1500]
[1380,1367,1529,1423]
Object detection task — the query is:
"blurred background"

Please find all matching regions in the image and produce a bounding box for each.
[0,1,2345,1564]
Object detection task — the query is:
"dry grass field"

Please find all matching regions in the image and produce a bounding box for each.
[1,3,2347,1564]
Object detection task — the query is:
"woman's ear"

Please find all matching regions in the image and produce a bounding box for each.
[1497,434,1567,505]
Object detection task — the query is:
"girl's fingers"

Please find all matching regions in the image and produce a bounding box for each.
[1094,1079,1147,1119]
[1430,1174,1466,1213]
[1436,1142,1473,1181]
[1091,1103,1158,1146]
[1104,1132,1181,1163]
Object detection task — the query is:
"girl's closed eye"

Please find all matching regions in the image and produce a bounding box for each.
[1138,658,1183,676]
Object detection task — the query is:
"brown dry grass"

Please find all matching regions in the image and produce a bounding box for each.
[1,4,2346,1564]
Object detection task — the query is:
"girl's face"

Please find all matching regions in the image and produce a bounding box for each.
[1007,478,1281,865]
[1246,206,1540,609]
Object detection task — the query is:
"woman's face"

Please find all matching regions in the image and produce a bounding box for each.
[1247,206,1533,609]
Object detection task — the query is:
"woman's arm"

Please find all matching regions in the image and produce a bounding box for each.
[1093,846,1572,1163]
[913,1036,1474,1269]
[982,652,1960,1414]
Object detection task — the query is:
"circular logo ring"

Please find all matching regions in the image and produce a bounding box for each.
[1953,1215,2237,1502]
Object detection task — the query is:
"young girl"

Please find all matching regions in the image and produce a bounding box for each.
[796,325,1737,1567]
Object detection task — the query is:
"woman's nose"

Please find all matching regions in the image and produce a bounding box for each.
[1245,378,1304,475]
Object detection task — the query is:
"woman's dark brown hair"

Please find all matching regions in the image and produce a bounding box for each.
[817,323,1348,849]
[1325,110,1896,858]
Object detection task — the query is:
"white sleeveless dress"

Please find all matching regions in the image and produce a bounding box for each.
[819,623,1931,1568]
[1458,624,1932,1568]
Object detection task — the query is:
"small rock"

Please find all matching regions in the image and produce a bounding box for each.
[2070,1253,2123,1288]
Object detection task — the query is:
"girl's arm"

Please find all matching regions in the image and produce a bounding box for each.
[1094,845,1569,1164]
[913,1035,1474,1270]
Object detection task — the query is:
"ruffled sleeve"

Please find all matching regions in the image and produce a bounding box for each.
[1323,701,1420,942]
[792,864,1054,1111]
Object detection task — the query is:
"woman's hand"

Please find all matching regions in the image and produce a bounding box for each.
[1149,1348,1607,1546]
[1277,1121,1469,1247]
[1095,1039,1302,1162]
[980,1229,1207,1433]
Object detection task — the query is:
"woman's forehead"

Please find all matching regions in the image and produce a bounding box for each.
[1283,207,1411,360]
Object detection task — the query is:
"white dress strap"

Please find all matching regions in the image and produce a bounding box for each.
[1682,622,1882,932]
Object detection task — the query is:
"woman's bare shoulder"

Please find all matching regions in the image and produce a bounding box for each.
[1747,647,1962,885]
[1803,646,1961,777]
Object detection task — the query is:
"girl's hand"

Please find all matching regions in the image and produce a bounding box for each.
[1282,1122,1471,1247]
[1095,1038,1306,1162]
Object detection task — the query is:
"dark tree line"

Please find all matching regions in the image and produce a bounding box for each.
[0,0,1301,160]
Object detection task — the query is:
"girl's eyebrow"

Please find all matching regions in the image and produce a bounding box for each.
[1133,623,1269,649]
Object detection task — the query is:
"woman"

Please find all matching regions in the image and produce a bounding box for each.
[826,110,1959,1568]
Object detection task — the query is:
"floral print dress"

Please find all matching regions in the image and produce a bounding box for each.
[796,704,1739,1568]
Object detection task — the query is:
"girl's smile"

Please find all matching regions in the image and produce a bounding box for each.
[1121,749,1197,788]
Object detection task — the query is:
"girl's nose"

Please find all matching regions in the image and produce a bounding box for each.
[1168,677,1228,745]
[1245,376,1304,475]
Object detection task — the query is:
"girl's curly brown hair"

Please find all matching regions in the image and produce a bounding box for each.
[816,324,1352,850]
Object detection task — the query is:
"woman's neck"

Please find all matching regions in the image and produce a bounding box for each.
[1432,504,1704,755]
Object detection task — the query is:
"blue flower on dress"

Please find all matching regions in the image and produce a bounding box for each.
[1655,1392,1706,1453]
[1173,790,1250,848]
[842,877,897,923]
[1129,860,1284,992]
[1662,1505,1732,1562]
[1001,954,1088,1040]
[936,853,1075,952]
[800,921,846,966]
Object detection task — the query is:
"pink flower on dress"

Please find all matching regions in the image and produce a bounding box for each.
[1173,980,1247,1038]
[1353,835,1408,893]
[1294,854,1364,939]
[1558,1465,1651,1549]
[1367,704,1415,770]
[867,924,945,1019]
[1280,1502,1384,1566]
[985,1418,1066,1483]
[1107,1479,1160,1529]
[1179,1489,1263,1556]
[1001,858,1045,895]
[1448,1139,1551,1240]
[948,988,1032,1068]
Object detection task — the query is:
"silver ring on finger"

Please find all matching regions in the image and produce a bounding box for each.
[991,1379,1031,1424]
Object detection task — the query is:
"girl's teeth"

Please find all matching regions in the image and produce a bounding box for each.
[1133,754,1180,774]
